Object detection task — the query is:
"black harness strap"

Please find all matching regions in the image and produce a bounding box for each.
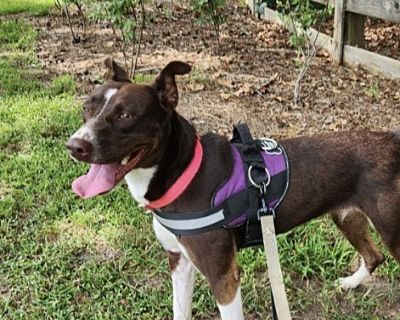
[152,123,289,248]
[232,123,268,187]
[231,124,273,247]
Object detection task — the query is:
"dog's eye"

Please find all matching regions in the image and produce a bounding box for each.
[118,112,132,120]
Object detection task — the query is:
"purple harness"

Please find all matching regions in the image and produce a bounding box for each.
[214,144,288,228]
[152,124,290,248]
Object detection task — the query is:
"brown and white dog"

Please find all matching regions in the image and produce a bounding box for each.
[67,58,400,319]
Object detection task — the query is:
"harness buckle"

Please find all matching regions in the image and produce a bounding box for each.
[256,182,275,220]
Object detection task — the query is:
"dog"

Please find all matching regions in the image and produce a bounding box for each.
[67,58,400,319]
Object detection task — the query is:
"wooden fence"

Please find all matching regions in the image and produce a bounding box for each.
[248,0,400,79]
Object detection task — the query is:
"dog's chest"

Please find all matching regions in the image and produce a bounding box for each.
[124,167,158,205]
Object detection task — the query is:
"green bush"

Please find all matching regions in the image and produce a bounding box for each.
[87,0,146,77]
[276,0,333,51]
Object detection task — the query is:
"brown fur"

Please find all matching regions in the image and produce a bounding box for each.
[167,250,181,272]
[68,58,400,309]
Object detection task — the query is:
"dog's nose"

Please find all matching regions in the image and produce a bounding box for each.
[66,138,93,159]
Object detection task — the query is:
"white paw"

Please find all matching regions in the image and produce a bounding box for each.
[337,258,370,290]
[338,276,358,290]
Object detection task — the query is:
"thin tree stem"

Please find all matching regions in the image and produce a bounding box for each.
[131,0,146,77]
[64,5,79,42]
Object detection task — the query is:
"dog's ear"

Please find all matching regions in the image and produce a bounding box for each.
[104,57,131,83]
[152,61,191,110]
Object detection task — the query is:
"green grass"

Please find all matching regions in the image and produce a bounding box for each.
[0,20,37,50]
[0,15,399,320]
[0,0,54,16]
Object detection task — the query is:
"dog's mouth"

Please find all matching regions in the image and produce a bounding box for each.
[72,148,147,199]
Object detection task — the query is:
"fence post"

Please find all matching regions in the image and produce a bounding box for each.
[333,0,346,64]
[248,0,256,16]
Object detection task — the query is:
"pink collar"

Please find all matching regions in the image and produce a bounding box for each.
[146,137,203,210]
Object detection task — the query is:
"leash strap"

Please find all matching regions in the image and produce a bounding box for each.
[261,214,292,320]
[271,289,278,320]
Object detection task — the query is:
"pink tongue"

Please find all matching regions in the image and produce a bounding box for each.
[72,164,118,198]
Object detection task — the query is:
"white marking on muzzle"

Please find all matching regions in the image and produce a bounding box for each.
[71,122,95,142]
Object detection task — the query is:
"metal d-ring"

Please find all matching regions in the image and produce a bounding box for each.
[248,165,271,189]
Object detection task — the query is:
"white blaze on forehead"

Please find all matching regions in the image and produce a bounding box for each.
[70,88,119,143]
[97,88,118,118]
[105,88,118,100]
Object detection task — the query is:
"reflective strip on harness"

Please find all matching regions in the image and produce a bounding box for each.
[153,206,225,233]
[151,124,289,246]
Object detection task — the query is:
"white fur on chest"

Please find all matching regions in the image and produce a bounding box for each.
[124,166,158,205]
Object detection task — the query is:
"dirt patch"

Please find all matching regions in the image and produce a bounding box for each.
[52,221,122,263]
[29,4,399,141]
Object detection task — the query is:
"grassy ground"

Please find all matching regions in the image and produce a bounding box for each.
[0,3,399,320]
[0,0,54,16]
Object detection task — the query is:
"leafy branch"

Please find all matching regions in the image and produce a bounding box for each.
[277,0,333,105]
[87,0,147,78]
[55,0,88,43]
[190,0,227,46]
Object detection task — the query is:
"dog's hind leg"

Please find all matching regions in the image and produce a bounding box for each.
[331,209,384,290]
[363,193,400,264]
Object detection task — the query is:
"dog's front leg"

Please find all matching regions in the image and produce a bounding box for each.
[217,285,244,320]
[209,266,244,320]
[168,251,196,320]
[153,218,195,319]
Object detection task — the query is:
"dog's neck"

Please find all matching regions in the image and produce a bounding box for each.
[125,167,158,205]
[125,112,197,205]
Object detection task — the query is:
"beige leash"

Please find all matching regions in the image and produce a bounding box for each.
[261,214,292,320]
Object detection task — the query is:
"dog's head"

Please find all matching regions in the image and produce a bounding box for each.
[67,58,191,198]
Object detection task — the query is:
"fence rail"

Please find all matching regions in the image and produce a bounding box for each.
[312,0,400,23]
[249,0,400,79]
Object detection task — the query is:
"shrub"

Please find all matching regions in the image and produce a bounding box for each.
[190,0,227,43]
[87,0,146,78]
